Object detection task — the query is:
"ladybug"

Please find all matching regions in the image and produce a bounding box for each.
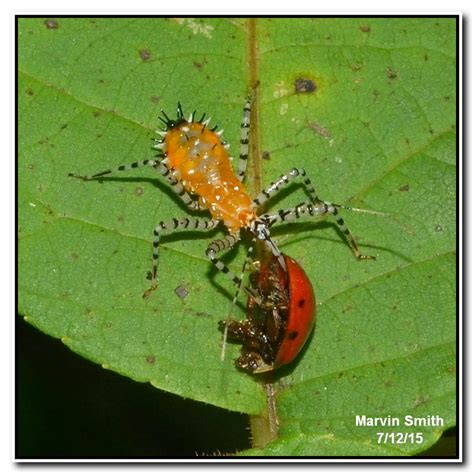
[219,253,316,373]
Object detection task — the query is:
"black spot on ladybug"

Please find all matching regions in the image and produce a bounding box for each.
[44,19,59,30]
[288,330,299,340]
[297,299,306,308]
[295,77,317,94]
[139,49,152,61]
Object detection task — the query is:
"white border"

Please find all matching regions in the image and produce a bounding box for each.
[9,5,463,468]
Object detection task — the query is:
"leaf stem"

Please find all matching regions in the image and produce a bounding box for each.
[249,381,279,448]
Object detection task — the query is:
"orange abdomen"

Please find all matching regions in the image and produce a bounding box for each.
[164,122,256,232]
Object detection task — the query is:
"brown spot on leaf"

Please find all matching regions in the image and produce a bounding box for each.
[308,122,332,138]
[146,355,156,364]
[399,184,410,192]
[295,77,317,93]
[413,396,428,407]
[175,285,189,299]
[193,59,208,70]
[360,25,371,33]
[386,68,397,80]
[262,151,271,160]
[139,49,152,61]
[44,19,59,29]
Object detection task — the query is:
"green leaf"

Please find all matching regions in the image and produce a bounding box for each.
[18,17,457,456]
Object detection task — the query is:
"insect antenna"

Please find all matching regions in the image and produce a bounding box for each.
[333,203,388,217]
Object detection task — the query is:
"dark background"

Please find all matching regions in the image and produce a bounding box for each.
[16,318,457,459]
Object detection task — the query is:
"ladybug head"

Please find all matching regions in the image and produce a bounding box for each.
[236,351,274,374]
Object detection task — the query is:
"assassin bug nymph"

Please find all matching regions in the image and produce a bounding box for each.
[69,96,375,298]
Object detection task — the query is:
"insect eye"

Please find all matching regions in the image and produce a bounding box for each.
[254,223,268,240]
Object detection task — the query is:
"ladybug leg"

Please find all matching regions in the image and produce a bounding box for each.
[236,94,252,182]
[261,201,376,260]
[218,319,275,371]
[219,319,254,342]
[143,217,220,298]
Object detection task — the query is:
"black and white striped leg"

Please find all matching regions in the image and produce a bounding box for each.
[261,201,376,260]
[206,234,263,301]
[143,217,220,298]
[69,157,203,212]
[237,95,252,182]
[154,162,202,211]
[253,168,320,208]
[69,158,160,181]
[206,234,242,287]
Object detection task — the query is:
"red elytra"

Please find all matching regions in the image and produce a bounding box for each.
[220,253,316,373]
[274,256,316,368]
